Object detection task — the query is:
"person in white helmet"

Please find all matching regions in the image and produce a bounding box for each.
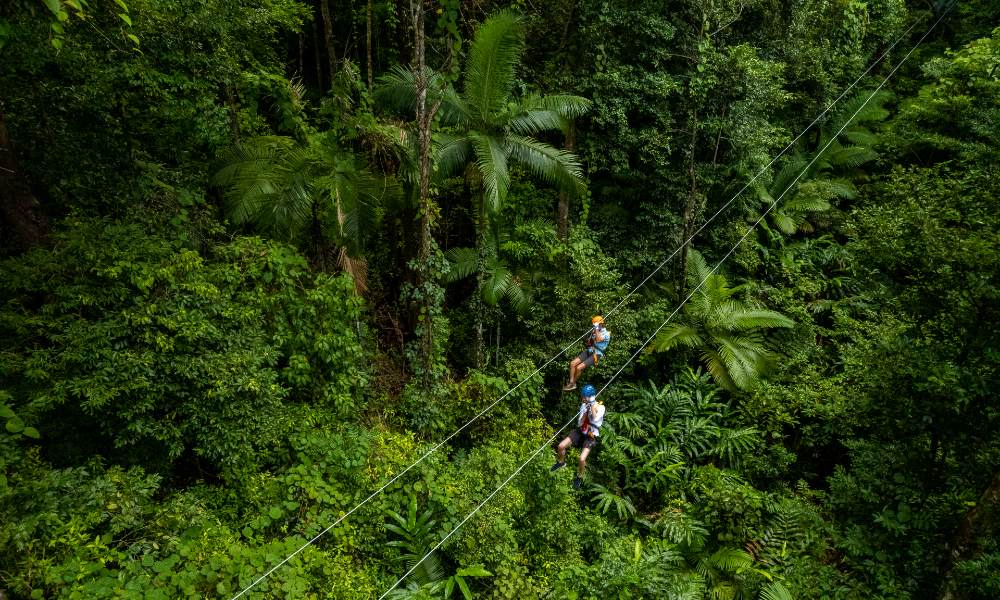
[551,384,605,489]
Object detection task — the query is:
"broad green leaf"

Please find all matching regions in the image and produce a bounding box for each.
[22,427,40,439]
[51,37,64,50]
[6,417,24,434]
[118,13,132,26]
[455,566,491,577]
[65,0,82,11]
[50,21,64,34]
[456,576,472,600]
[0,405,14,419]
[114,0,129,10]
[127,33,140,46]
[43,0,61,15]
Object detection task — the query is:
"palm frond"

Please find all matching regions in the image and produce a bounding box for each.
[826,89,893,135]
[701,348,739,393]
[711,427,760,467]
[482,261,513,307]
[649,324,704,353]
[506,109,568,137]
[722,307,795,331]
[374,65,420,116]
[501,277,531,316]
[706,547,754,575]
[505,134,585,196]
[655,510,709,547]
[770,212,800,235]
[766,156,809,202]
[759,581,794,600]
[506,94,592,136]
[444,247,478,282]
[433,134,473,181]
[464,9,524,123]
[841,128,878,147]
[821,145,878,169]
[375,65,469,125]
[826,178,857,199]
[590,483,637,520]
[469,131,510,214]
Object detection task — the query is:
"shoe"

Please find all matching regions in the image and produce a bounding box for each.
[550,461,566,472]
[572,476,583,490]
[562,382,577,391]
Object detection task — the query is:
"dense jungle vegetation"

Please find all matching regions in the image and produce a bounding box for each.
[1,0,998,598]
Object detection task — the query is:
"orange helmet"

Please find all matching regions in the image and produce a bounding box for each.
[591,315,605,325]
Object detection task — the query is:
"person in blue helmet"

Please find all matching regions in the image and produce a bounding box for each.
[550,384,606,489]
[563,316,610,391]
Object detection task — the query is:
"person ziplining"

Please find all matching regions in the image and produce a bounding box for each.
[563,316,610,391]
[550,384,605,490]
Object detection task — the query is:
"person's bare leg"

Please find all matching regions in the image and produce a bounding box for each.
[573,361,587,383]
[568,358,581,384]
[557,437,573,462]
[577,446,591,477]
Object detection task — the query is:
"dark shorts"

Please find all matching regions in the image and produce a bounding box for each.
[575,350,599,368]
[568,428,597,450]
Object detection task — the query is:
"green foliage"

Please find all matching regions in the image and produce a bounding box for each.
[0,219,367,481]
[2,2,999,599]
[649,250,794,391]
[213,131,399,285]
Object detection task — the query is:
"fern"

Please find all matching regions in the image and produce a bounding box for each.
[590,483,637,520]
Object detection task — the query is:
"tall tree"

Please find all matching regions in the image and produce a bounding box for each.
[383,9,590,366]
[410,0,433,386]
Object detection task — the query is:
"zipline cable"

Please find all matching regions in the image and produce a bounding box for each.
[377,8,950,596]
[231,11,933,599]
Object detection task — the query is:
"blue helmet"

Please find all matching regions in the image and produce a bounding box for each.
[581,384,597,397]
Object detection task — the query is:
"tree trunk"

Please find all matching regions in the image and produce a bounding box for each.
[0,110,48,252]
[367,0,375,92]
[939,472,1000,600]
[557,122,575,241]
[473,191,487,369]
[679,108,701,279]
[410,0,440,388]
[319,0,338,87]
[313,17,324,90]
[298,31,305,79]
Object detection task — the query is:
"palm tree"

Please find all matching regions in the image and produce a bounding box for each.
[648,250,794,391]
[212,132,394,291]
[757,90,891,235]
[377,9,590,366]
